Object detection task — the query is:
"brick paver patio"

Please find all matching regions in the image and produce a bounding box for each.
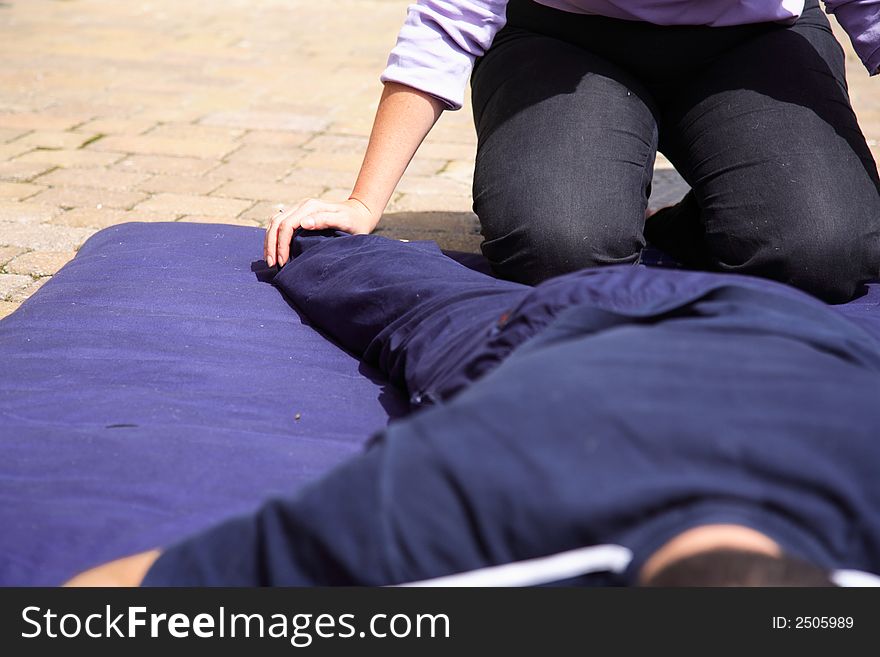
[1,0,879,318]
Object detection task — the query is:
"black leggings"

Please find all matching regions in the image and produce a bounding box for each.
[471,0,880,302]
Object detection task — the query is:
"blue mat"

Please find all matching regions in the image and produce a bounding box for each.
[0,222,407,585]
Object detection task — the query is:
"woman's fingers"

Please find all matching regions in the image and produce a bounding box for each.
[302,209,350,232]
[265,203,296,267]
[276,210,355,266]
[265,198,373,267]
[265,199,311,266]
[264,213,279,266]
[274,214,303,267]
[272,200,325,266]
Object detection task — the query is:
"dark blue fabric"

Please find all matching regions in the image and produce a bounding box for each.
[283,229,525,404]
[143,232,880,586]
[0,223,407,586]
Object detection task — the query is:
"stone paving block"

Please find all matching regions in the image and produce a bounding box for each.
[648,169,690,210]
[417,141,477,161]
[0,201,60,224]
[132,106,215,124]
[137,175,226,195]
[379,210,481,234]
[0,246,26,267]
[118,211,185,224]
[51,208,130,229]
[178,215,261,227]
[211,181,324,203]
[655,152,675,170]
[0,161,55,183]
[201,111,329,133]
[0,273,37,300]
[281,168,356,189]
[319,188,352,202]
[304,134,371,153]
[406,157,451,177]
[0,221,94,251]
[388,192,474,214]
[75,117,159,135]
[6,250,76,278]
[437,159,475,184]
[145,123,246,142]
[29,186,147,210]
[396,175,471,196]
[239,201,285,226]
[425,118,478,145]
[0,300,20,319]
[327,117,374,138]
[134,193,253,217]
[34,167,151,191]
[295,151,366,172]
[373,225,482,254]
[0,112,85,132]
[13,131,98,150]
[52,208,176,228]
[0,128,28,143]
[7,277,49,303]
[223,144,305,166]
[115,155,220,176]
[241,130,313,148]
[0,182,46,201]
[0,142,34,160]
[208,161,294,182]
[88,135,239,160]
[16,149,125,168]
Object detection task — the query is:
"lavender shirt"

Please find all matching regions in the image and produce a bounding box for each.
[380,1,880,109]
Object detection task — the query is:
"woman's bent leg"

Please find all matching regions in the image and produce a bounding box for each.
[659,2,880,302]
[471,27,659,285]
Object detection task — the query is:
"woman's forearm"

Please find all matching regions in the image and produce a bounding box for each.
[265,82,445,267]
[349,81,446,220]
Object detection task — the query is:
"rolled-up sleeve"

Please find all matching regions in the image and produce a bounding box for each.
[380,1,509,110]
[824,1,880,74]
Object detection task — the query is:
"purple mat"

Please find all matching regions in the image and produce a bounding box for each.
[0,222,407,586]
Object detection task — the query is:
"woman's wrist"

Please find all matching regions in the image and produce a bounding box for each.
[345,196,382,231]
[346,195,374,217]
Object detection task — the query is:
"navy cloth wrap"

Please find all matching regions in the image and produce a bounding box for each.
[141,231,880,586]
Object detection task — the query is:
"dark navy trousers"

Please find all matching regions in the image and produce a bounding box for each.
[471,0,880,303]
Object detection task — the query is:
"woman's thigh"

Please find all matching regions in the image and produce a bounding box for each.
[659,4,880,302]
[471,27,659,285]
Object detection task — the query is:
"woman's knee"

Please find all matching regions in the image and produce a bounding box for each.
[719,226,880,303]
[781,234,879,303]
[476,202,645,285]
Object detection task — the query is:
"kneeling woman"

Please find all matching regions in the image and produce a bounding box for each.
[265,0,880,302]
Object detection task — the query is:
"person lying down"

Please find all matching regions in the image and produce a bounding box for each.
[67,231,880,587]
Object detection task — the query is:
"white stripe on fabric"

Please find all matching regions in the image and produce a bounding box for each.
[831,569,880,587]
[398,545,633,587]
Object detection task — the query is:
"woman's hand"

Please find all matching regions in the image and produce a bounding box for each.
[264,197,378,268]
[63,549,162,587]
